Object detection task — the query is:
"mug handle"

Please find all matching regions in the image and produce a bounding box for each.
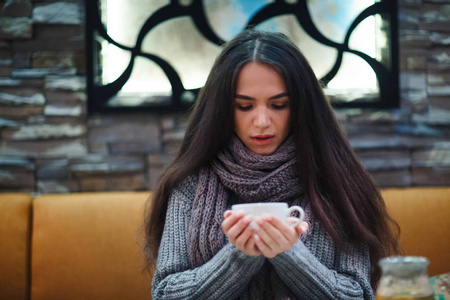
[286,205,305,227]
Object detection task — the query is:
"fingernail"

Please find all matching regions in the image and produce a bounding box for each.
[300,223,308,232]
[249,221,260,230]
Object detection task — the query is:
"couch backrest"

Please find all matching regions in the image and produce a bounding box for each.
[31,192,153,300]
[1,188,448,300]
[382,187,450,276]
[0,193,32,300]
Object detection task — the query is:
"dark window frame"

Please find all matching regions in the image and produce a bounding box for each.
[85,0,399,113]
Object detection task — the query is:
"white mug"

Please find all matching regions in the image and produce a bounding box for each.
[231,202,305,230]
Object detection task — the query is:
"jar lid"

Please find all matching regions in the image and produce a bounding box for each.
[378,256,430,269]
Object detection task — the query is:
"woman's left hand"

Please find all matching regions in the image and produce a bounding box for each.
[252,215,309,258]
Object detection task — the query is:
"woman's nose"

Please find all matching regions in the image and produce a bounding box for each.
[254,107,271,128]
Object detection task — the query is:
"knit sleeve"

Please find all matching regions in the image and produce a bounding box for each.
[268,220,374,300]
[152,175,265,300]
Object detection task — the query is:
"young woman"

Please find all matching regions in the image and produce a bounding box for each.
[143,29,399,299]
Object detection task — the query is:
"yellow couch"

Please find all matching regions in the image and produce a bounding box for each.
[0,188,449,300]
[0,192,152,300]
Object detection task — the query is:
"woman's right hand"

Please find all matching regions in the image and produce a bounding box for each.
[222,211,262,257]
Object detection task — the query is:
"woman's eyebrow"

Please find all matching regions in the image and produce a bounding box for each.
[269,92,288,100]
[235,92,288,100]
[235,94,254,100]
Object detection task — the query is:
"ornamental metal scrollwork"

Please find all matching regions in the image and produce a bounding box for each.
[86,0,398,112]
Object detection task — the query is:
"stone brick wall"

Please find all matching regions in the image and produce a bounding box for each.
[0,0,449,193]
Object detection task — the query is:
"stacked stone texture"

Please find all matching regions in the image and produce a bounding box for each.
[0,0,449,193]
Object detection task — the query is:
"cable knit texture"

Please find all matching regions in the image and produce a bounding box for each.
[152,175,374,299]
[152,137,374,299]
[188,136,303,268]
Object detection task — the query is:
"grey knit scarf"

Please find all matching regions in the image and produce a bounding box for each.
[187,135,304,267]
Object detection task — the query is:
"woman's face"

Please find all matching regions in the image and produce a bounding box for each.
[234,62,291,156]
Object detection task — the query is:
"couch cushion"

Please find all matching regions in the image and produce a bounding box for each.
[0,193,32,300]
[382,187,450,276]
[31,192,153,300]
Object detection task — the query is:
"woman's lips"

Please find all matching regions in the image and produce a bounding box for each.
[251,135,274,146]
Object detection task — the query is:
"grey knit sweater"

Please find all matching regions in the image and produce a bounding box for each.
[152,175,375,299]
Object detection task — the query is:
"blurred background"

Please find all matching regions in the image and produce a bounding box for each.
[0,0,449,194]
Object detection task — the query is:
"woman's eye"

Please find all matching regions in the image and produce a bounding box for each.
[272,103,287,110]
[237,105,252,111]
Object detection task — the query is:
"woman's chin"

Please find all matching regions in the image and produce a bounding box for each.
[249,146,276,156]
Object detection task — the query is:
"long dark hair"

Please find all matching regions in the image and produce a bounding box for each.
[143,29,399,289]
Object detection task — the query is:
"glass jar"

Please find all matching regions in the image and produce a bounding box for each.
[376,256,434,300]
